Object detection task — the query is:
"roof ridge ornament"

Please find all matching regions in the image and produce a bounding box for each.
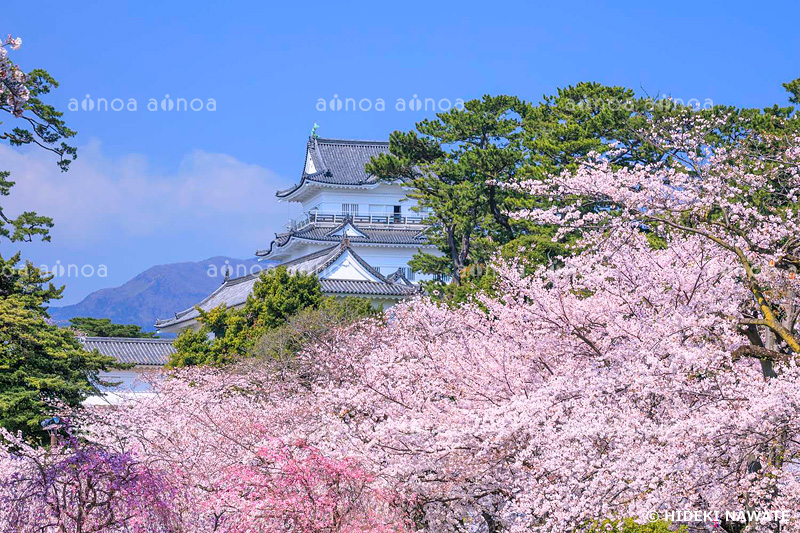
[387,267,413,285]
[276,135,389,199]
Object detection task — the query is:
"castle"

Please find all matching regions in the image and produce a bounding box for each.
[155,136,434,333]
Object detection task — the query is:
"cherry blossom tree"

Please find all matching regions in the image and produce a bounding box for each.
[0,427,176,532]
[0,35,27,116]
[0,365,409,532]
[2,113,798,533]
[295,115,800,531]
[79,367,408,532]
[520,113,800,362]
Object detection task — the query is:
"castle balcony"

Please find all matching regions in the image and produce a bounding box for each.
[286,211,429,232]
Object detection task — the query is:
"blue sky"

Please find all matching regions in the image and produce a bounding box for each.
[2,0,798,304]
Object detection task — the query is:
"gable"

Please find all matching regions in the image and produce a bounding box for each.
[319,249,383,282]
[305,149,317,174]
[328,222,368,239]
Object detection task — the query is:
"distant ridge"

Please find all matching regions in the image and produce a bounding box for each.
[50,257,266,332]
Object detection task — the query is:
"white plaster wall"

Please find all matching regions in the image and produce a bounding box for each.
[97,368,162,393]
[300,184,421,216]
[356,245,442,281]
[320,251,382,281]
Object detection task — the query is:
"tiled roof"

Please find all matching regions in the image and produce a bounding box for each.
[386,268,414,286]
[155,273,261,329]
[276,138,389,198]
[257,221,427,257]
[156,241,419,330]
[80,337,175,366]
[320,279,418,296]
[280,241,386,282]
[310,225,426,244]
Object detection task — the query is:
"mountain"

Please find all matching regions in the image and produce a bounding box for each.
[49,257,266,332]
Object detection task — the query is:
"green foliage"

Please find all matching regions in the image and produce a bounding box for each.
[169,267,326,367]
[0,256,116,439]
[368,86,688,296]
[0,171,54,242]
[367,95,528,285]
[521,83,664,178]
[1,60,77,243]
[252,296,378,363]
[1,68,77,171]
[0,252,62,306]
[782,77,800,106]
[67,317,157,338]
[581,518,684,533]
[376,80,800,304]
[0,52,104,439]
[169,328,215,368]
[244,265,324,330]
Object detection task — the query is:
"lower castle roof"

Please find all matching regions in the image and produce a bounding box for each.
[155,240,419,331]
[80,337,175,366]
[257,219,429,258]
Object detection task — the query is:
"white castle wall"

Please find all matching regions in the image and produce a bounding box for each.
[299,184,423,216]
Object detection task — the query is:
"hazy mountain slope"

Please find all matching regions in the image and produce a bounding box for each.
[50,257,264,331]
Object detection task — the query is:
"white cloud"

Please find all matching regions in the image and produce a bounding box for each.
[0,140,291,248]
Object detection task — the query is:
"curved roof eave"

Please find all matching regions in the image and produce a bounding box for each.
[276,137,389,200]
[276,179,382,200]
[256,232,431,258]
[154,272,260,329]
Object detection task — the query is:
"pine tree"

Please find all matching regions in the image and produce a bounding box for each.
[0,36,116,438]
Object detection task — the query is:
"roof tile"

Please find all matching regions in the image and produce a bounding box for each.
[80,337,175,366]
[156,241,419,330]
[276,138,390,197]
[257,222,427,257]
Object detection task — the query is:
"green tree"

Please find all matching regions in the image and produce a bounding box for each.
[244,265,324,330]
[252,296,377,364]
[367,95,528,286]
[1,47,76,242]
[371,82,800,303]
[69,316,156,339]
[0,36,116,438]
[366,87,676,294]
[169,267,325,367]
[68,317,157,338]
[0,255,116,437]
[782,77,800,105]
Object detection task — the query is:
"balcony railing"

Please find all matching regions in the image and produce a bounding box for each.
[287,211,429,231]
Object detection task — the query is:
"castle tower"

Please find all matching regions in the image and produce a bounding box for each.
[156,137,430,333]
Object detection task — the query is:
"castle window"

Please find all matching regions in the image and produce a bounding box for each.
[342,203,359,216]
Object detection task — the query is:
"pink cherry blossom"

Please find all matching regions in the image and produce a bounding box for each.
[0,34,28,116]
[1,112,798,533]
